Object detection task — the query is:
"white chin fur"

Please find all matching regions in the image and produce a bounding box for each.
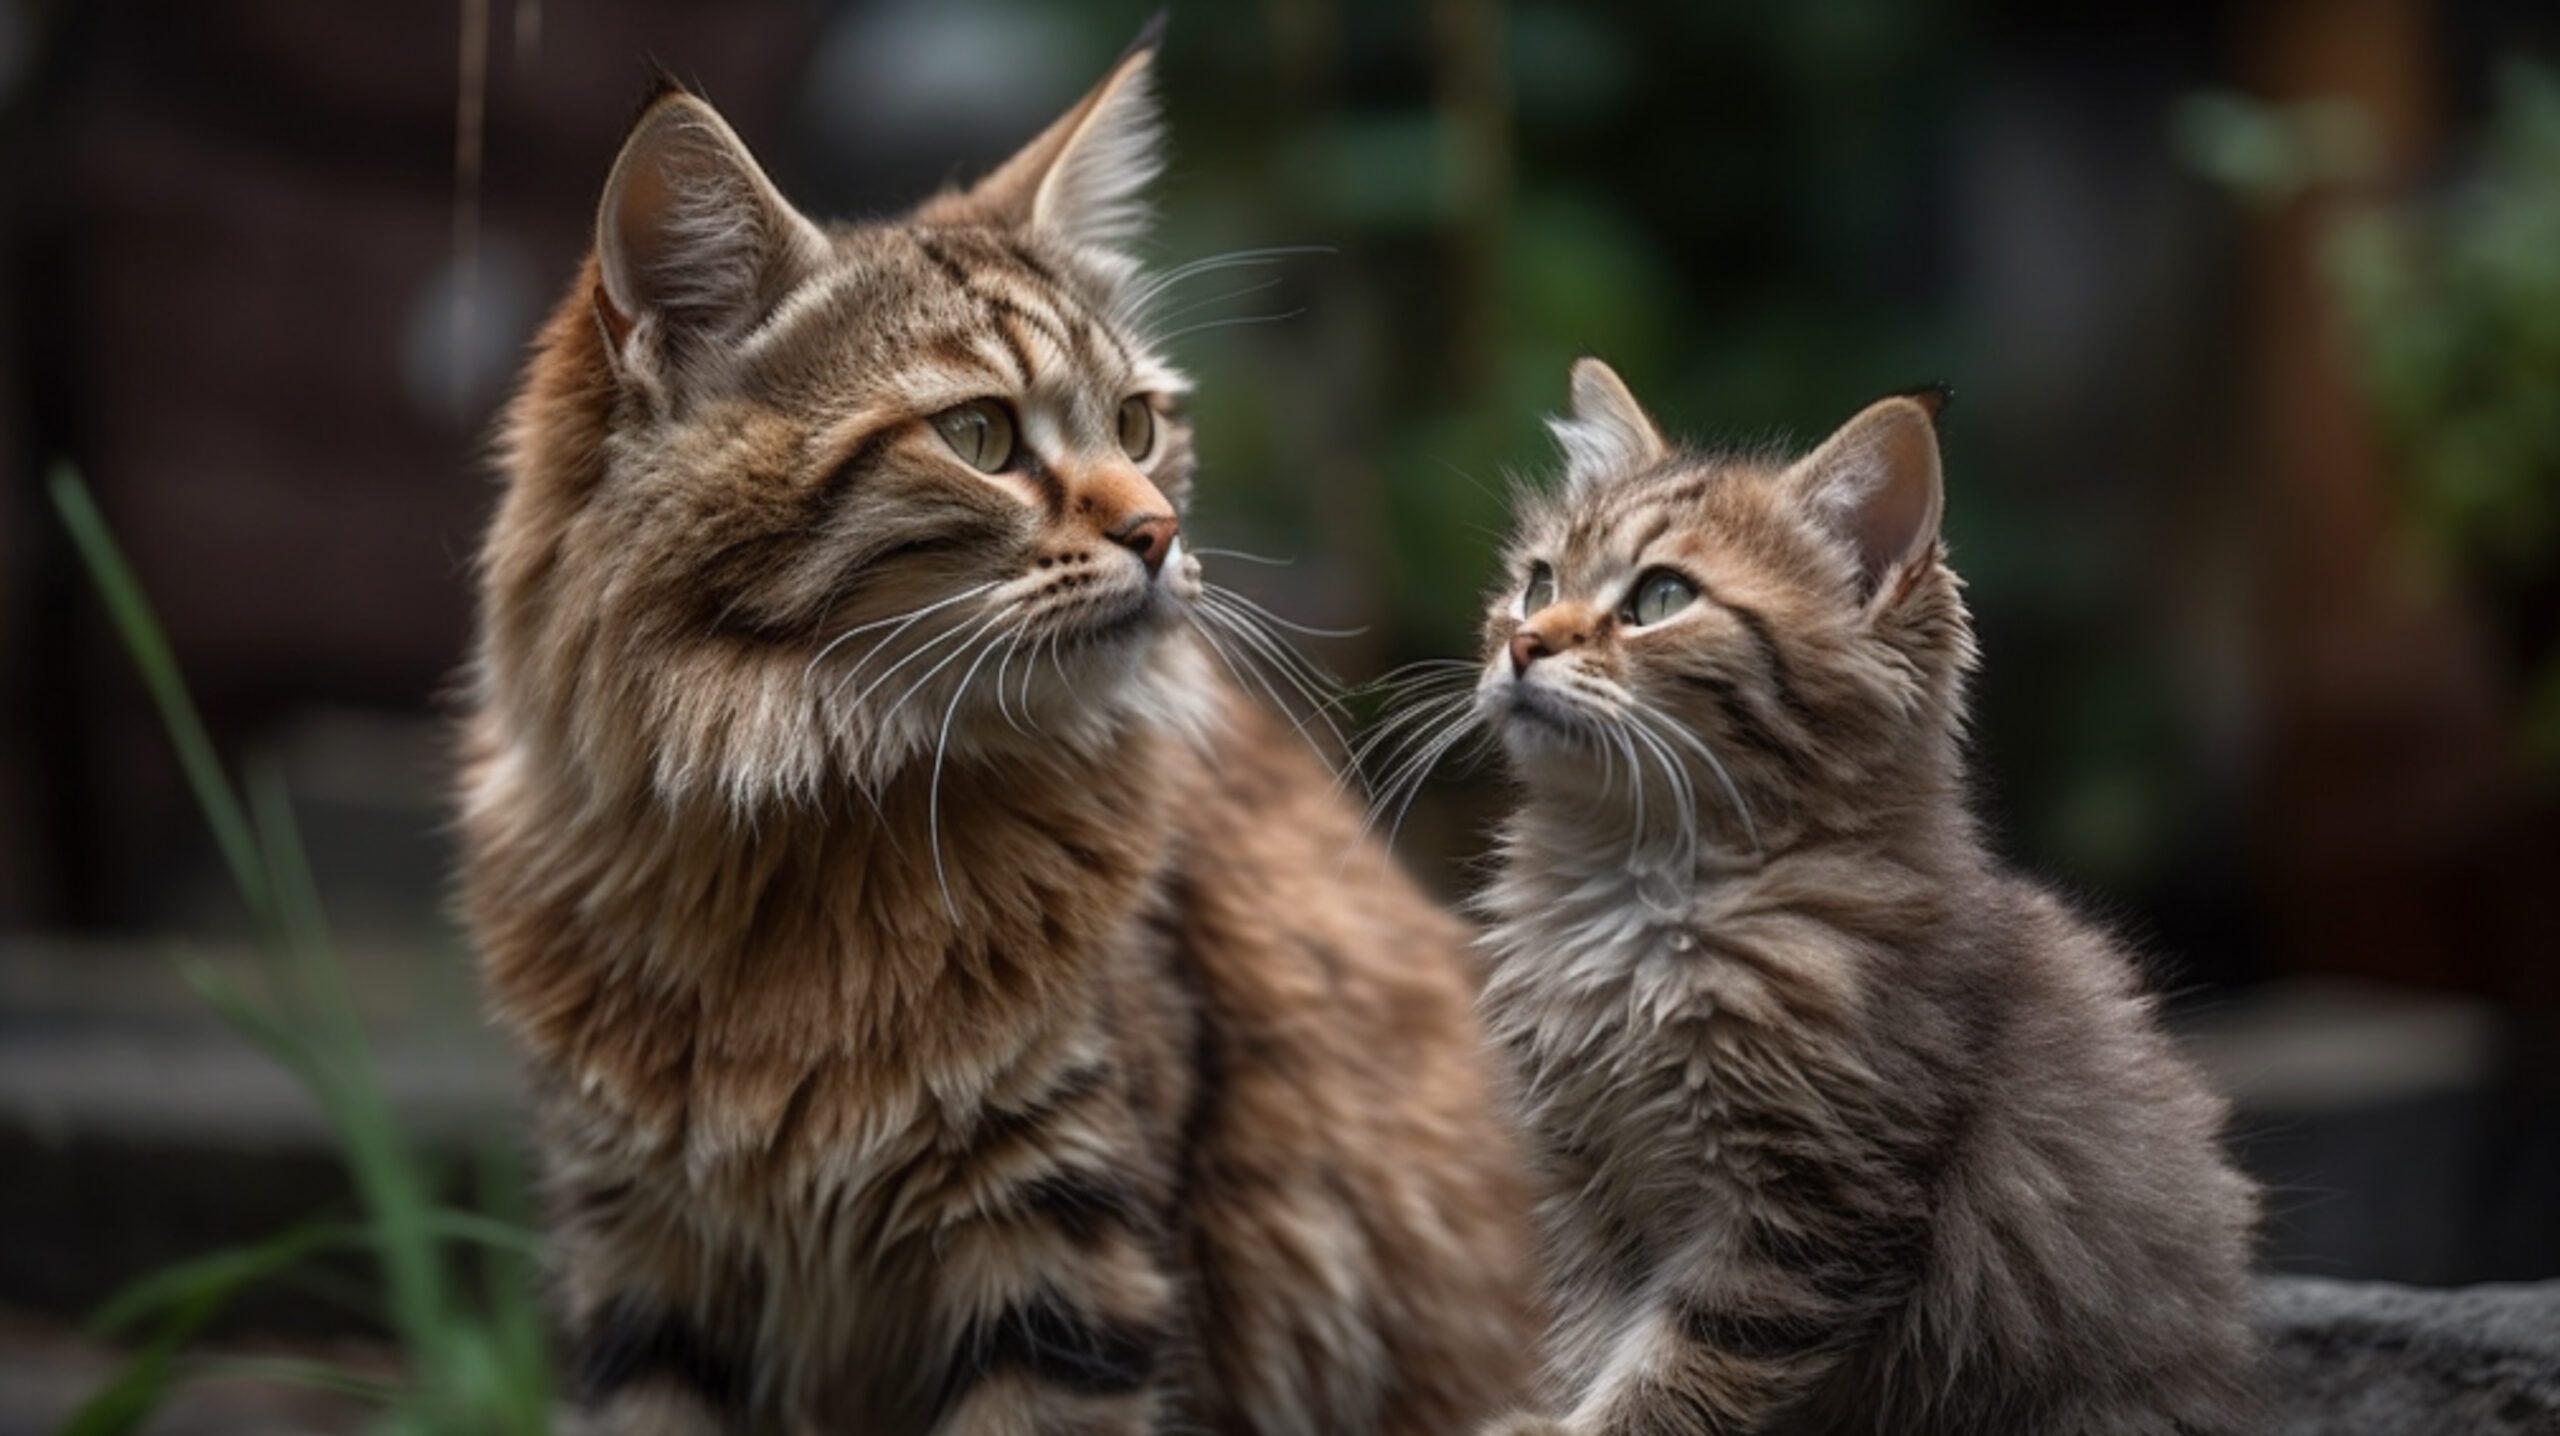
[639,615,1220,812]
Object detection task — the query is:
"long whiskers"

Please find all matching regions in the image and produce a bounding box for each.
[1115,245,1337,326]
[802,581,1000,690]
[1204,583,1367,640]
[1183,547,1295,567]
[925,606,1025,923]
[1187,587,1358,764]
[1627,703,1760,857]
[1154,308,1308,345]
[1352,662,1488,850]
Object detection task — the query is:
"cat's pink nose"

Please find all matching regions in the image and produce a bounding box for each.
[1111,514,1179,576]
[1509,628,1554,674]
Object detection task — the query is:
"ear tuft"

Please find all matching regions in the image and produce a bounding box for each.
[1893,381,1954,420]
[917,21,1168,263]
[1548,356,1668,491]
[628,62,692,128]
[1786,395,1946,603]
[595,92,826,372]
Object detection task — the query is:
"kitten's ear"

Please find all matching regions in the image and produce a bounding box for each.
[594,87,828,374]
[919,18,1166,262]
[1785,390,1948,603]
[1549,357,1668,491]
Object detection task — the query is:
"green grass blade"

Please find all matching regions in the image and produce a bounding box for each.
[172,1356,404,1403]
[473,1143,554,1432]
[431,1205,545,1260]
[46,466,271,920]
[57,1283,226,1436]
[52,464,553,1434]
[86,1219,357,1340]
[239,761,452,1366]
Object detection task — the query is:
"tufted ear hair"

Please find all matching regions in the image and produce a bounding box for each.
[1785,387,1949,605]
[1548,356,1668,493]
[593,84,829,382]
[915,17,1167,278]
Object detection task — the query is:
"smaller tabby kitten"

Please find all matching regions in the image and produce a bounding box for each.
[1438,360,2260,1435]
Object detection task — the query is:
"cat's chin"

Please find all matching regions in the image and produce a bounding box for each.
[1493,687,1611,767]
[1063,585,1180,646]
[1495,685,1586,738]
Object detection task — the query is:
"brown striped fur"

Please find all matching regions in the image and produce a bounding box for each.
[459,32,1532,1435]
[1431,362,2259,1435]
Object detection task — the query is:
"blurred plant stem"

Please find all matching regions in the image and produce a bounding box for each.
[1430,0,1511,400]
[48,466,551,1436]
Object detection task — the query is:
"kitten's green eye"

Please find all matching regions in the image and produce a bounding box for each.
[1522,563,1557,614]
[1116,396,1156,461]
[1624,569,1697,626]
[932,400,1016,473]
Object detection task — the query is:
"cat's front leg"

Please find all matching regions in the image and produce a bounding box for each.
[932,1366,1164,1436]
[929,1295,1170,1436]
[925,1171,1180,1436]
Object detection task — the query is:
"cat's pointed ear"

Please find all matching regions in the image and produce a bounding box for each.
[1549,357,1668,491]
[593,86,828,375]
[1785,387,1949,603]
[920,18,1167,261]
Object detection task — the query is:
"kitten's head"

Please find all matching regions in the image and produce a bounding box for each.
[1475,358,1976,849]
[477,25,1219,808]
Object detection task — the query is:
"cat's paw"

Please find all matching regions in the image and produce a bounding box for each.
[1479,1413,1575,1436]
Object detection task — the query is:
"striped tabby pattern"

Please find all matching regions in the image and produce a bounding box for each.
[460,29,1533,1436]
[1395,361,2259,1435]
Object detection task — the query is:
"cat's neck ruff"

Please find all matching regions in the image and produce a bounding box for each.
[462,681,1209,1169]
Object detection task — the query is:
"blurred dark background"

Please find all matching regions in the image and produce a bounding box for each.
[2,0,2557,1424]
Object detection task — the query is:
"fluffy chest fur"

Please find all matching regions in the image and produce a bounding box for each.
[465,715,1195,1423]
[1479,838,1893,1238]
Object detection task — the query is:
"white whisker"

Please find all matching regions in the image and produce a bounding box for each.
[1187,546,1295,567]
[927,615,1015,923]
[1203,582,1366,639]
[803,580,999,689]
[1156,307,1307,344]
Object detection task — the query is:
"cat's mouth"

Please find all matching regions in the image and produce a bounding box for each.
[1054,582,1180,647]
[1497,683,1599,746]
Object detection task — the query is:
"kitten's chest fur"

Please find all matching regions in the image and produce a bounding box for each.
[1480,843,1882,1242]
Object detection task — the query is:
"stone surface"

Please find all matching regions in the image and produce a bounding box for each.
[2265,1276,2560,1434]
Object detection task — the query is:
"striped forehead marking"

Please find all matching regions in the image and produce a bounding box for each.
[908,230,1133,380]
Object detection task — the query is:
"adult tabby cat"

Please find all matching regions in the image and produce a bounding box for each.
[1417,361,2258,1435]
[458,30,1533,1436]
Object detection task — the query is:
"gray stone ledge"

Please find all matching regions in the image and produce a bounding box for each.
[2265,1275,2560,1434]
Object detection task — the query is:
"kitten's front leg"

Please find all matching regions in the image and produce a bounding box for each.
[1517,1286,1863,1436]
[1479,1414,1576,1436]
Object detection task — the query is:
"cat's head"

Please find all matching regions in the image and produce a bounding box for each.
[477,24,1221,808]
[1474,358,1976,849]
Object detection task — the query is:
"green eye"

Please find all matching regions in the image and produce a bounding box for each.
[932,400,1016,472]
[1624,569,1696,626]
[1522,562,1557,614]
[1116,396,1156,461]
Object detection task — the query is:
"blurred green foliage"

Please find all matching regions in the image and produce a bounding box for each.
[2177,62,2560,777]
[2330,64,2560,579]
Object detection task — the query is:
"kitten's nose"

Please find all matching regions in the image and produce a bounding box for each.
[1111,513,1180,576]
[1509,628,1555,674]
